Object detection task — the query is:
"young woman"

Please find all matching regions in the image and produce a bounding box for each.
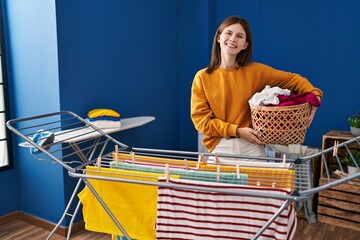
[191,16,323,157]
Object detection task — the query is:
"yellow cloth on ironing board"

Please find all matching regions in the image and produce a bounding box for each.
[200,165,295,190]
[78,166,179,240]
[88,108,120,118]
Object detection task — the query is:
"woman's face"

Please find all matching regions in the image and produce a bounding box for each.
[217,23,248,56]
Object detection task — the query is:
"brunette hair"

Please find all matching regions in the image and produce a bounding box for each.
[206,16,253,74]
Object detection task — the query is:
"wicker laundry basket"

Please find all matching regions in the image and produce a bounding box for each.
[249,103,312,144]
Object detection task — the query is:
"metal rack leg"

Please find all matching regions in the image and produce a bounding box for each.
[303,199,317,224]
[46,178,83,240]
[83,178,131,240]
[65,200,82,240]
[251,199,293,240]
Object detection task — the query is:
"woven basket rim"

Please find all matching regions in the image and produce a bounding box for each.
[249,102,310,111]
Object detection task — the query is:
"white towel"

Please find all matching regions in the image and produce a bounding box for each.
[249,85,291,106]
[85,119,121,129]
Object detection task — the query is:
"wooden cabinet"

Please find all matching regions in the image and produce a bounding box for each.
[317,130,360,231]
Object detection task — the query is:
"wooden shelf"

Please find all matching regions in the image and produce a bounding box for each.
[320,130,359,179]
[318,130,360,231]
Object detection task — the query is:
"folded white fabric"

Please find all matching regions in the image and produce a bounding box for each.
[86,119,121,129]
[249,85,291,106]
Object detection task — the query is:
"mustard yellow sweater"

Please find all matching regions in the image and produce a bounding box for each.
[191,62,323,152]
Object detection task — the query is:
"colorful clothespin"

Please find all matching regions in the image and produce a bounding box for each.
[215,152,219,165]
[131,151,135,164]
[165,163,170,183]
[236,164,240,179]
[196,154,203,169]
[333,141,339,157]
[201,154,206,165]
[184,159,189,170]
[114,145,119,167]
[282,154,286,168]
[97,157,102,171]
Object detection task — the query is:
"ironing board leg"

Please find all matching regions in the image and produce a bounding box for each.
[46,178,82,240]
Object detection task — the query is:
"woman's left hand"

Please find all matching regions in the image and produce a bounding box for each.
[307,96,321,128]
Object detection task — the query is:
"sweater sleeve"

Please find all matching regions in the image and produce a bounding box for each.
[265,66,323,99]
[190,71,238,138]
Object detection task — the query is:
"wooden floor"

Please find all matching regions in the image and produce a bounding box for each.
[1,217,360,240]
[0,219,110,240]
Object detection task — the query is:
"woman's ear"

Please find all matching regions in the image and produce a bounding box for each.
[243,42,249,49]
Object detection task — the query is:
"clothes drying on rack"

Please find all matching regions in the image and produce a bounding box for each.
[109,161,249,185]
[200,164,295,190]
[156,177,297,240]
[6,110,360,240]
[78,166,180,240]
[79,155,297,240]
[111,152,296,190]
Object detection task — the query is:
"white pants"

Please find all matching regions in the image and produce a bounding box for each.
[210,138,265,161]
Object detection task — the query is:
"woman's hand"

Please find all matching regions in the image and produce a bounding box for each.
[307,106,318,128]
[307,96,321,128]
[236,127,265,145]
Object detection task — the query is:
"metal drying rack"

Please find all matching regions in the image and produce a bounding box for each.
[6,111,360,240]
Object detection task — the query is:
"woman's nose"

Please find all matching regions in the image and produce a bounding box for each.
[229,35,236,42]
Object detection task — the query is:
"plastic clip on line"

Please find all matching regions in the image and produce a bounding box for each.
[291,190,300,197]
[294,158,302,164]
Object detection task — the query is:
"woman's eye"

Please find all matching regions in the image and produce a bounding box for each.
[236,34,244,38]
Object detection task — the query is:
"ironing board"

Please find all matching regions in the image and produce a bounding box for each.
[8,111,155,239]
[18,116,154,146]
[18,116,155,163]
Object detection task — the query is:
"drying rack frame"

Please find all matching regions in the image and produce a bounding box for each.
[6,111,360,240]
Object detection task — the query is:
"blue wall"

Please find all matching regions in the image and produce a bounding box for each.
[212,0,360,146]
[56,0,180,150]
[0,0,17,217]
[1,0,65,221]
[1,0,360,225]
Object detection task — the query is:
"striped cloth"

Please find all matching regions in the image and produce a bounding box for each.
[156,177,297,240]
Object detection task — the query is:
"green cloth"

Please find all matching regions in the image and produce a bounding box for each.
[109,161,247,185]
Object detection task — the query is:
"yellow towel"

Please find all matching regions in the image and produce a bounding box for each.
[78,166,179,239]
[88,108,120,118]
